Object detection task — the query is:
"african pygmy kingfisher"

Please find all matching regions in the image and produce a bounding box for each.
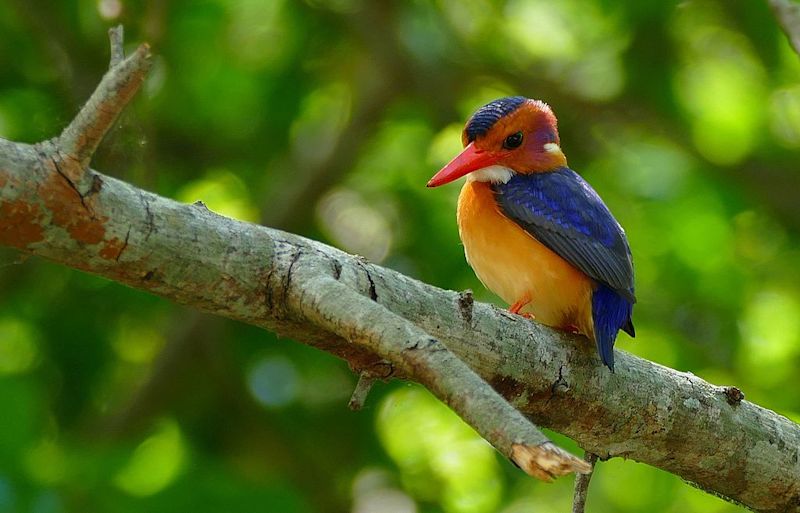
[427,97,635,371]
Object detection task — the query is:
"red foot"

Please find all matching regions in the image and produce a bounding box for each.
[509,296,535,319]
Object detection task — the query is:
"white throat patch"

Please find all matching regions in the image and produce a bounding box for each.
[466,165,514,184]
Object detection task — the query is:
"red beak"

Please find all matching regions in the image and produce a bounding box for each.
[427,143,503,187]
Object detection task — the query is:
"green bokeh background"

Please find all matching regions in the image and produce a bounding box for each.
[1,1,799,512]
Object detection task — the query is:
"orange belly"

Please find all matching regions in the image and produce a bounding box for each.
[457,180,595,336]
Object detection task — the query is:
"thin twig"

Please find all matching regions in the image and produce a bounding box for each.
[300,274,591,481]
[109,25,125,68]
[572,453,598,513]
[348,372,377,411]
[769,0,800,56]
[57,38,151,169]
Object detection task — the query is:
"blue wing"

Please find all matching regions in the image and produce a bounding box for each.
[491,168,635,370]
[491,168,635,301]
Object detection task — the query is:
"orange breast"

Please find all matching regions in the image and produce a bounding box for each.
[457,180,595,336]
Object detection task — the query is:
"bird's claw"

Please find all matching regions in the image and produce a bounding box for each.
[508,299,536,320]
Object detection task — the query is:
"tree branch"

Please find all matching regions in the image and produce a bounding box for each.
[57,33,151,170]
[108,25,125,68]
[1,33,800,513]
[572,453,598,513]
[769,0,800,56]
[3,124,800,513]
[297,274,590,480]
[348,372,377,411]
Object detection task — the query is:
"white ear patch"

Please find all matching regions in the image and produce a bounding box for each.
[466,165,514,184]
[543,143,561,153]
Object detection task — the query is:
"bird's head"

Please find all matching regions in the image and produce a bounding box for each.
[427,96,567,187]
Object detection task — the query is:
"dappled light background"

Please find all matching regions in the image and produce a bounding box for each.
[0,1,799,512]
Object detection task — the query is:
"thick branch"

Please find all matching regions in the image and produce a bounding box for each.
[2,139,800,510]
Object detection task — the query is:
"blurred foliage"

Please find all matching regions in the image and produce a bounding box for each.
[0,0,799,512]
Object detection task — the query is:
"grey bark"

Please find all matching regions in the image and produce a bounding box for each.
[572,453,599,513]
[770,0,800,56]
[0,30,799,513]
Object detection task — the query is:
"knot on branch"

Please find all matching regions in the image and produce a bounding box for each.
[723,386,745,406]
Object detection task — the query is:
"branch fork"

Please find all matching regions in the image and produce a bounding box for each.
[296,271,590,480]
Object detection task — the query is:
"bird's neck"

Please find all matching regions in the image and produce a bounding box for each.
[498,144,568,175]
[528,145,568,172]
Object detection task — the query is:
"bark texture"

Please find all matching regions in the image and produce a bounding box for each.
[1,32,799,513]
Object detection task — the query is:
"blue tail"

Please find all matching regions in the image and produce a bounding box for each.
[592,284,635,372]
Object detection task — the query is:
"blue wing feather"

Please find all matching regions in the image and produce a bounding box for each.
[491,168,635,370]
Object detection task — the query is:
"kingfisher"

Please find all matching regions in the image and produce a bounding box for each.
[427,97,635,371]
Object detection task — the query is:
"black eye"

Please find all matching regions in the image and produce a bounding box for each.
[503,131,523,149]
